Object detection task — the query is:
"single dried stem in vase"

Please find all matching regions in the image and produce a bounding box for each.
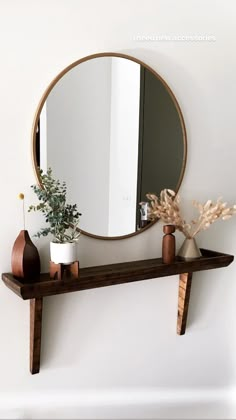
[22,200,25,230]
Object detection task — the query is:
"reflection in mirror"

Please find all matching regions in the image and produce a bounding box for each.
[34,55,186,239]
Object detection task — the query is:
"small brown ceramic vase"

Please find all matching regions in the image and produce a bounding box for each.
[11,230,40,281]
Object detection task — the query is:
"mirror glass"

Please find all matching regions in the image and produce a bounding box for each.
[34,54,186,239]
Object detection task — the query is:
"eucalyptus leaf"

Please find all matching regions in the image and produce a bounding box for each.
[28,168,82,243]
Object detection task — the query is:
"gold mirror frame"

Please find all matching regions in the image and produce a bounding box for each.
[32,52,187,240]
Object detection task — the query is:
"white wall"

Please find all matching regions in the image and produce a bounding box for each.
[1,0,236,418]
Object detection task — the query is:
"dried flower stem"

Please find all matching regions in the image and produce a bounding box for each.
[22,199,25,230]
[18,193,26,230]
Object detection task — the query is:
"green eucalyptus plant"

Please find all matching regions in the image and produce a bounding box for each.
[28,168,81,243]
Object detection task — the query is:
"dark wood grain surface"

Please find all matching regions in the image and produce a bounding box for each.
[2,249,234,300]
[30,298,43,374]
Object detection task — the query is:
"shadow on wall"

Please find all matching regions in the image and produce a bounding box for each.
[1,391,236,419]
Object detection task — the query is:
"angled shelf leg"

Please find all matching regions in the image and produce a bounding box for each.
[30,298,43,374]
[177,272,192,335]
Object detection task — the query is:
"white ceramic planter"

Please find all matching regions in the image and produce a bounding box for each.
[50,242,78,264]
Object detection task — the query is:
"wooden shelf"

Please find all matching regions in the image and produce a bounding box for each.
[1,248,234,374]
[2,249,233,300]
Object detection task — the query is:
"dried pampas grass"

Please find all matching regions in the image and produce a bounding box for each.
[147,189,236,239]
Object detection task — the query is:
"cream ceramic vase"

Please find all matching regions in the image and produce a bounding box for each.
[50,242,78,264]
[178,238,202,260]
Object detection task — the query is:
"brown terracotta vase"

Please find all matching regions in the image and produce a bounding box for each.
[11,230,40,281]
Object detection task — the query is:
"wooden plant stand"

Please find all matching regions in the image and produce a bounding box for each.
[1,249,234,374]
[49,261,79,280]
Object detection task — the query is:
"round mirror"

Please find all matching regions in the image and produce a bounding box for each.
[32,53,187,239]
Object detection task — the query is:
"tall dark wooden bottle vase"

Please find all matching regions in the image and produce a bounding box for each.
[11,230,40,282]
[162,225,176,264]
